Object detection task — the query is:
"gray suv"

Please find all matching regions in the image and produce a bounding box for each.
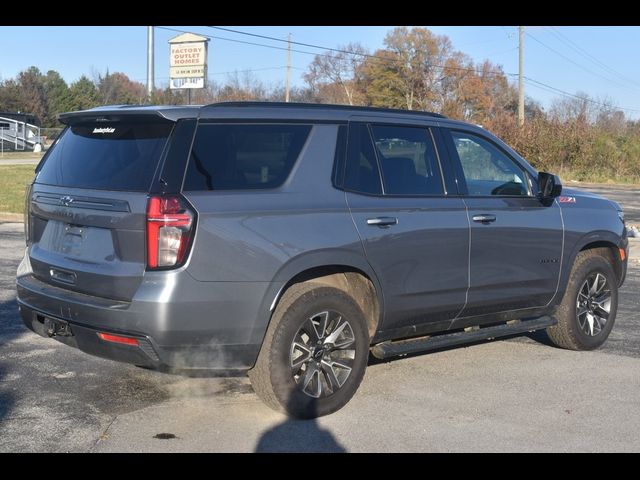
[16,102,628,418]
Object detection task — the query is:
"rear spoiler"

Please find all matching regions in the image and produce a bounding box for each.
[58,105,200,125]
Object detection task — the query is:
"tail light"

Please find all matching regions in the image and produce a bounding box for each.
[24,182,33,245]
[146,195,196,269]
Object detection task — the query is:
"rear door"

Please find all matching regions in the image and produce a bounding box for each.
[441,128,563,320]
[26,117,189,301]
[344,122,469,334]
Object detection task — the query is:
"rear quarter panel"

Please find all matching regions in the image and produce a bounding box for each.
[181,124,373,344]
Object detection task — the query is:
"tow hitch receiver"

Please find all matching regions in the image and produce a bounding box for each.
[43,317,73,338]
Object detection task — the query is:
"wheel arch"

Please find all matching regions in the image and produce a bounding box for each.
[252,250,384,347]
[558,231,624,301]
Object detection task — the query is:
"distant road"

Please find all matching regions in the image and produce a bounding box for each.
[571,183,640,225]
[0,158,39,166]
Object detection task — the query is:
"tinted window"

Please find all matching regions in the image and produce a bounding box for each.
[183,124,311,191]
[344,123,382,195]
[450,131,528,196]
[36,122,172,191]
[371,125,443,196]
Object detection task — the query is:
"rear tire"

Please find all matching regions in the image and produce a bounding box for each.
[249,283,370,419]
[547,250,618,350]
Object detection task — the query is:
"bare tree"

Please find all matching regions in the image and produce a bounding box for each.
[304,43,367,105]
[217,71,267,101]
[549,91,594,124]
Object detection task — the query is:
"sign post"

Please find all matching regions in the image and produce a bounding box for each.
[168,33,209,103]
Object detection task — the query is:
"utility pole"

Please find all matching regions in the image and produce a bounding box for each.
[518,26,525,127]
[285,33,291,102]
[147,26,154,99]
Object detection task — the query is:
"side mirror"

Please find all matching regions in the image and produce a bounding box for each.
[538,172,562,202]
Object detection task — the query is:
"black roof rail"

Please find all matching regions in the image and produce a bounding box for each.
[203,101,448,119]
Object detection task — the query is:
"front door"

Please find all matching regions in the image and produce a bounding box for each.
[442,129,563,319]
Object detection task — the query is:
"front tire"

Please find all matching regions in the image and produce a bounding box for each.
[249,283,370,419]
[547,250,618,350]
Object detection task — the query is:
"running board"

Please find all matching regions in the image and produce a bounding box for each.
[371,316,556,360]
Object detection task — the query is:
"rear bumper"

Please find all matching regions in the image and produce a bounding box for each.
[20,304,163,368]
[16,268,280,371]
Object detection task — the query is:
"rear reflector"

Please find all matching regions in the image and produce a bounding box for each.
[97,332,140,346]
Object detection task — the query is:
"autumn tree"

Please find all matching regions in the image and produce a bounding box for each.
[42,70,70,126]
[361,27,455,111]
[0,79,22,112]
[18,67,48,123]
[304,43,367,105]
[97,71,147,105]
[549,92,593,124]
[150,86,184,105]
[596,109,627,134]
[356,50,403,109]
[269,85,316,103]
[217,71,267,101]
[438,52,480,120]
[67,75,99,111]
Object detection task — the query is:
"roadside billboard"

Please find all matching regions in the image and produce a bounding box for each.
[169,33,209,90]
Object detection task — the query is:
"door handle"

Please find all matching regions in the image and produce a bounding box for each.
[366,217,398,227]
[472,214,496,223]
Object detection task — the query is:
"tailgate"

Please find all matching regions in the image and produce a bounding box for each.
[26,119,174,301]
[28,186,149,301]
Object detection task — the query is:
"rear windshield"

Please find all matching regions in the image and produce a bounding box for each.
[36,122,173,191]
[183,123,312,191]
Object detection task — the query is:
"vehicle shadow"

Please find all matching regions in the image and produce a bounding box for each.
[253,325,559,451]
[254,395,346,453]
[0,363,15,425]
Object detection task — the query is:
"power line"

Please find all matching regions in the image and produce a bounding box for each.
[209,26,334,51]
[482,46,518,58]
[524,77,640,114]
[518,26,524,126]
[158,26,334,59]
[211,26,507,52]
[200,26,516,78]
[158,26,640,114]
[129,66,304,84]
[525,31,640,93]
[500,25,515,40]
[211,25,511,64]
[547,27,640,90]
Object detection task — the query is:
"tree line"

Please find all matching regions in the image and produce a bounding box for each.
[1,26,639,182]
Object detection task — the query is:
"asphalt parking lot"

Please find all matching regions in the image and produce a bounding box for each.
[1,185,639,452]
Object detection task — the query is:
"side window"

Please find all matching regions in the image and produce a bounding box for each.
[449,131,529,196]
[344,123,383,195]
[371,125,444,196]
[183,123,311,191]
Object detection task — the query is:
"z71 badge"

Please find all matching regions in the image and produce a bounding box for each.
[559,196,576,203]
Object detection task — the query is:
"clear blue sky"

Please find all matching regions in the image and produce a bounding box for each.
[2,26,640,117]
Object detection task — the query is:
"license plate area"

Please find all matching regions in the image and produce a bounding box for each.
[37,220,115,261]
